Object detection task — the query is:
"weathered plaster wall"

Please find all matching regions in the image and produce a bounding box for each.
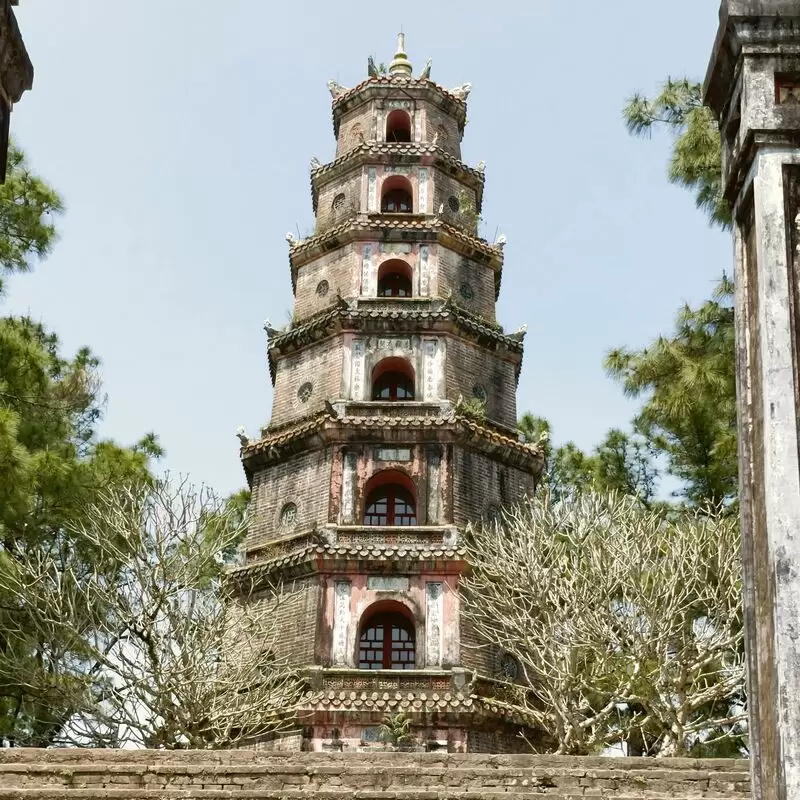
[318,572,460,668]
[0,750,751,799]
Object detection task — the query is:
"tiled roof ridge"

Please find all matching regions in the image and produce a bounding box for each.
[288,217,502,262]
[331,76,467,110]
[267,303,522,353]
[311,141,484,184]
[243,409,542,460]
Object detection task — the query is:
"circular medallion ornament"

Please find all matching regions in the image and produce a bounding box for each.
[448,195,460,213]
[459,282,474,301]
[297,382,314,403]
[279,502,297,531]
[332,192,346,212]
[500,653,520,681]
[316,280,330,297]
[472,385,487,402]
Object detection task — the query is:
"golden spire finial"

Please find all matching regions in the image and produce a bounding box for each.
[389,31,412,77]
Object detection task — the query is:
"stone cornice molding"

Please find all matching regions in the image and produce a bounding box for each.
[288,217,504,295]
[310,142,485,212]
[240,407,543,480]
[331,77,467,136]
[266,299,525,385]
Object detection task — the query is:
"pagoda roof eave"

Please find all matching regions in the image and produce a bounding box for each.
[288,217,505,297]
[310,142,485,213]
[239,409,544,482]
[266,300,525,377]
[330,77,467,136]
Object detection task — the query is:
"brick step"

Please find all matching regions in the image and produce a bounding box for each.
[0,791,739,800]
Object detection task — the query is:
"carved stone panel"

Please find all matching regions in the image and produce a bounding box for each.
[425,582,443,668]
[418,168,428,214]
[361,244,375,297]
[426,445,442,524]
[340,451,357,525]
[419,245,430,297]
[367,168,377,212]
[351,340,365,401]
[423,338,443,401]
[332,580,351,666]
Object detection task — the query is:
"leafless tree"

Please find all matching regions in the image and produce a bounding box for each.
[0,478,303,748]
[460,491,744,756]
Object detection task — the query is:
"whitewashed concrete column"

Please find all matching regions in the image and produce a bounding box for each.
[705,6,800,796]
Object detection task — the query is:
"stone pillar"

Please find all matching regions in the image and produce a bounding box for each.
[705,3,800,796]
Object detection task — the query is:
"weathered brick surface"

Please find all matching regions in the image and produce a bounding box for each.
[270,339,344,427]
[315,171,363,234]
[433,173,480,235]
[424,105,463,159]
[445,339,519,427]
[437,248,497,321]
[258,578,321,664]
[451,447,534,527]
[0,750,750,799]
[294,247,360,320]
[247,449,332,550]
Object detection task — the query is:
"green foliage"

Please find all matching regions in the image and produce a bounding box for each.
[454,395,487,422]
[0,143,162,747]
[519,414,658,506]
[379,712,415,746]
[0,142,64,295]
[605,275,736,506]
[624,78,730,229]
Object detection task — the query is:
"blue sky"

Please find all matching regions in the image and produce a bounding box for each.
[5,1,729,497]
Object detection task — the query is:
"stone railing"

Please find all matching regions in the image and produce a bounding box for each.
[0,750,751,799]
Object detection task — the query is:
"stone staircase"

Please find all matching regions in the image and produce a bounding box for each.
[0,751,750,799]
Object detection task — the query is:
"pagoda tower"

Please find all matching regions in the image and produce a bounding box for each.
[237,36,544,753]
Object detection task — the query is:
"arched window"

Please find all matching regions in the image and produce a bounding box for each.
[377,259,412,297]
[386,110,412,143]
[359,604,416,670]
[372,357,415,401]
[362,469,418,526]
[381,175,413,214]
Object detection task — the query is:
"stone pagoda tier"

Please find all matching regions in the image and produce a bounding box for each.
[235,36,545,753]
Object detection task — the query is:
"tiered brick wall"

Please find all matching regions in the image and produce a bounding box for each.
[247,450,332,550]
[437,248,497,321]
[445,342,518,429]
[451,447,534,527]
[0,750,750,799]
[294,247,359,320]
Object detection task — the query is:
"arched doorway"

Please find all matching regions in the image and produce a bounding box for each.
[381,175,413,214]
[385,109,412,143]
[362,469,418,526]
[358,602,416,670]
[372,357,415,402]
[377,259,413,297]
